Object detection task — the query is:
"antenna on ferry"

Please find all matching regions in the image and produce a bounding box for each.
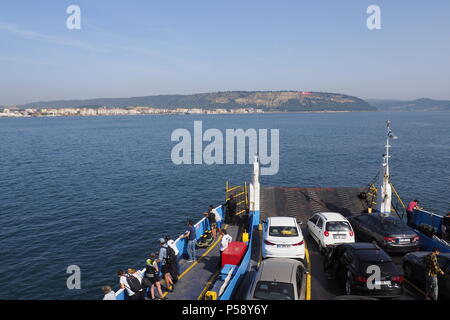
[376,121,397,216]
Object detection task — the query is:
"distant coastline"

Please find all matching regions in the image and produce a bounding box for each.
[0,106,366,118]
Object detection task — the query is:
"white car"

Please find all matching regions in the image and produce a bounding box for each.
[307,212,355,252]
[262,217,305,260]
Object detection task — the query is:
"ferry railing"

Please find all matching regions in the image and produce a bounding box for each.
[114,205,224,300]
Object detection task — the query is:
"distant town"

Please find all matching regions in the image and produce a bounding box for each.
[0,106,265,118]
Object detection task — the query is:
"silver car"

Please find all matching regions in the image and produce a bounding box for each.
[245,258,307,300]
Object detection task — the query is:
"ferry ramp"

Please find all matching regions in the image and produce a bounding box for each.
[260,186,424,300]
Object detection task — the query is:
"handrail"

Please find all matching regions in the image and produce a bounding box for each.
[390,183,406,209]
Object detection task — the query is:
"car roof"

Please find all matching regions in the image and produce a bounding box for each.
[268,217,297,227]
[258,258,302,283]
[345,242,378,250]
[343,243,392,261]
[317,212,347,221]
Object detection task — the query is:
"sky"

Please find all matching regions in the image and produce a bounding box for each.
[0,0,449,105]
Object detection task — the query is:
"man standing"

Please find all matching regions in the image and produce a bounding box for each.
[179,220,197,262]
[165,235,181,277]
[203,205,217,239]
[219,228,232,266]
[424,248,445,300]
[406,199,421,227]
[157,238,174,292]
[224,194,237,225]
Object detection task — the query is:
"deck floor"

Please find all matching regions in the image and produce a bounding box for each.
[165,225,240,300]
[259,186,424,300]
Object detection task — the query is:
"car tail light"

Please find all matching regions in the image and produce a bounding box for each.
[384,237,395,243]
[292,240,304,246]
[412,236,420,242]
[355,276,367,283]
[324,231,329,237]
[392,276,404,283]
[264,240,276,246]
[349,231,354,237]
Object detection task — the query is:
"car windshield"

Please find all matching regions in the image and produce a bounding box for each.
[269,226,298,237]
[326,221,351,232]
[253,281,295,300]
[378,218,410,232]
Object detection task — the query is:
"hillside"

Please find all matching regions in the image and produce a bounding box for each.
[367,98,450,111]
[18,91,376,112]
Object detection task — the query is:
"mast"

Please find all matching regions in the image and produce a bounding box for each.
[249,154,260,219]
[376,121,397,215]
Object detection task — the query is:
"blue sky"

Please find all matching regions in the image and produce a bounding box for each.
[1,0,449,105]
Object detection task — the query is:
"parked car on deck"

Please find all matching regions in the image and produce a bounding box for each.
[262,217,305,260]
[246,258,307,300]
[402,252,450,299]
[324,243,404,298]
[307,212,355,253]
[348,213,420,253]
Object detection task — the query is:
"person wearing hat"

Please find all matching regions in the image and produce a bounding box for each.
[156,238,174,292]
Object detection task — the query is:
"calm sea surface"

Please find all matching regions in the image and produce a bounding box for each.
[0,112,449,299]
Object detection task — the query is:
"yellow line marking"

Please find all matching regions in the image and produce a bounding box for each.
[197,269,221,300]
[304,241,312,300]
[163,225,229,298]
[405,279,426,297]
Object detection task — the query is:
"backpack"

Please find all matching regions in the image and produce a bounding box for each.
[145,264,156,279]
[166,246,176,265]
[126,275,142,293]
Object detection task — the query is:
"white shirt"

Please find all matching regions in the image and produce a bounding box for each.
[103,291,116,300]
[120,275,134,296]
[220,234,232,252]
[167,239,179,256]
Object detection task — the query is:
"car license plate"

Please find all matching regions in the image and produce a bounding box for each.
[375,281,391,286]
[333,234,346,239]
[398,238,410,244]
[277,244,291,248]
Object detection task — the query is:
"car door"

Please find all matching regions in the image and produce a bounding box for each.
[296,266,305,300]
[352,215,370,241]
[308,215,319,240]
[315,217,325,243]
[437,256,449,296]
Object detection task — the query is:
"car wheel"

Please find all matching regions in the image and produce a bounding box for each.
[345,272,353,295]
[403,262,413,279]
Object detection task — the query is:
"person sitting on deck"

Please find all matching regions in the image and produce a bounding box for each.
[157,238,175,292]
[406,199,422,227]
[144,253,166,300]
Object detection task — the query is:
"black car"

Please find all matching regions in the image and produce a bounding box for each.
[324,243,404,298]
[348,213,420,253]
[402,252,450,299]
